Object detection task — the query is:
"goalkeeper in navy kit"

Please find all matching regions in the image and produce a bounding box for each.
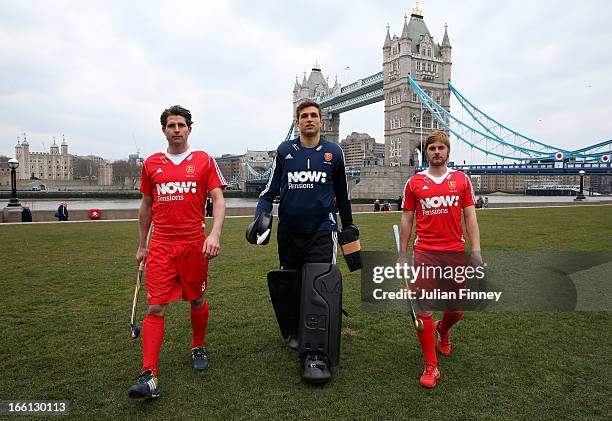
[246,100,360,385]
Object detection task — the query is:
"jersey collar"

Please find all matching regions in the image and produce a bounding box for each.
[163,147,192,165]
[419,168,453,185]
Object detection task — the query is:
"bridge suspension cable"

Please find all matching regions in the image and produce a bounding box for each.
[448,81,568,154]
[242,122,296,180]
[284,122,295,142]
[408,75,611,162]
[448,81,612,160]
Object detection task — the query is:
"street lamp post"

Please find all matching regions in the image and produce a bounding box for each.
[575,170,586,201]
[7,158,21,207]
[420,101,424,166]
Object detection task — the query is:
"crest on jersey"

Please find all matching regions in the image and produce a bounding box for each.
[324,153,333,162]
[186,165,195,174]
[448,181,457,189]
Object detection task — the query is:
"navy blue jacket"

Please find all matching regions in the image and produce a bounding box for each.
[256,137,353,233]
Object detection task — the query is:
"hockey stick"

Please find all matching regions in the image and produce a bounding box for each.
[130,224,153,339]
[130,262,145,339]
[393,224,424,332]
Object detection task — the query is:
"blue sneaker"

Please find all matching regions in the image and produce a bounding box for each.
[192,346,209,372]
[128,370,160,398]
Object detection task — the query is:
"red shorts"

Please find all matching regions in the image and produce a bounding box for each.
[412,251,468,312]
[145,239,209,305]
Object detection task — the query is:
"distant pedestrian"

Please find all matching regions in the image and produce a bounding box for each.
[374,199,381,212]
[206,197,213,217]
[476,196,484,209]
[383,200,390,211]
[22,206,32,222]
[57,202,69,221]
[484,197,489,208]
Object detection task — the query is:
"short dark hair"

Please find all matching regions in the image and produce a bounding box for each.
[161,105,193,127]
[296,100,321,120]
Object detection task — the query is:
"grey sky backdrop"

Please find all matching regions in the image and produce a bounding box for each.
[1,0,610,164]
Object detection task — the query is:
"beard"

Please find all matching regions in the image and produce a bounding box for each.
[428,155,448,167]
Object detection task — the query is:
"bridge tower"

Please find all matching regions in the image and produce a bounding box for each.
[292,62,340,143]
[383,2,451,166]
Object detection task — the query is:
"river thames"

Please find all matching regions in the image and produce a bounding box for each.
[17,195,608,211]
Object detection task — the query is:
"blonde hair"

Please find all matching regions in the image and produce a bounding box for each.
[425,131,450,150]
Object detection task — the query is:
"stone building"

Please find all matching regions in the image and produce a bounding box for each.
[349,166,414,200]
[340,132,384,170]
[469,173,610,194]
[0,156,10,188]
[15,135,72,180]
[215,154,242,189]
[97,160,113,186]
[383,4,451,167]
[292,63,341,143]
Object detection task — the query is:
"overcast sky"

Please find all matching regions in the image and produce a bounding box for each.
[1,0,610,164]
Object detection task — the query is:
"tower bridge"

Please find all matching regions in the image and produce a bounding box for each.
[293,2,451,168]
[317,71,384,112]
[289,2,610,172]
[238,2,610,196]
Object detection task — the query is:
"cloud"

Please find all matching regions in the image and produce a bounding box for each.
[1,0,609,165]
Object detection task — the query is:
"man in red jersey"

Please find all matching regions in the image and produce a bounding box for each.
[128,105,227,398]
[399,130,482,389]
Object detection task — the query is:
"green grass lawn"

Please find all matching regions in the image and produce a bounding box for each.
[1,206,611,420]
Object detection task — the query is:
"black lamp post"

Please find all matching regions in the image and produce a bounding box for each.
[575,170,586,201]
[7,158,21,207]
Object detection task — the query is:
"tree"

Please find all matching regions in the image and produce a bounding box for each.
[112,160,141,185]
[71,156,96,180]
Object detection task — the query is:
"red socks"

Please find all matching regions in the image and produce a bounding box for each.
[416,314,437,365]
[190,301,209,348]
[439,310,464,335]
[142,314,164,376]
[140,302,208,375]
